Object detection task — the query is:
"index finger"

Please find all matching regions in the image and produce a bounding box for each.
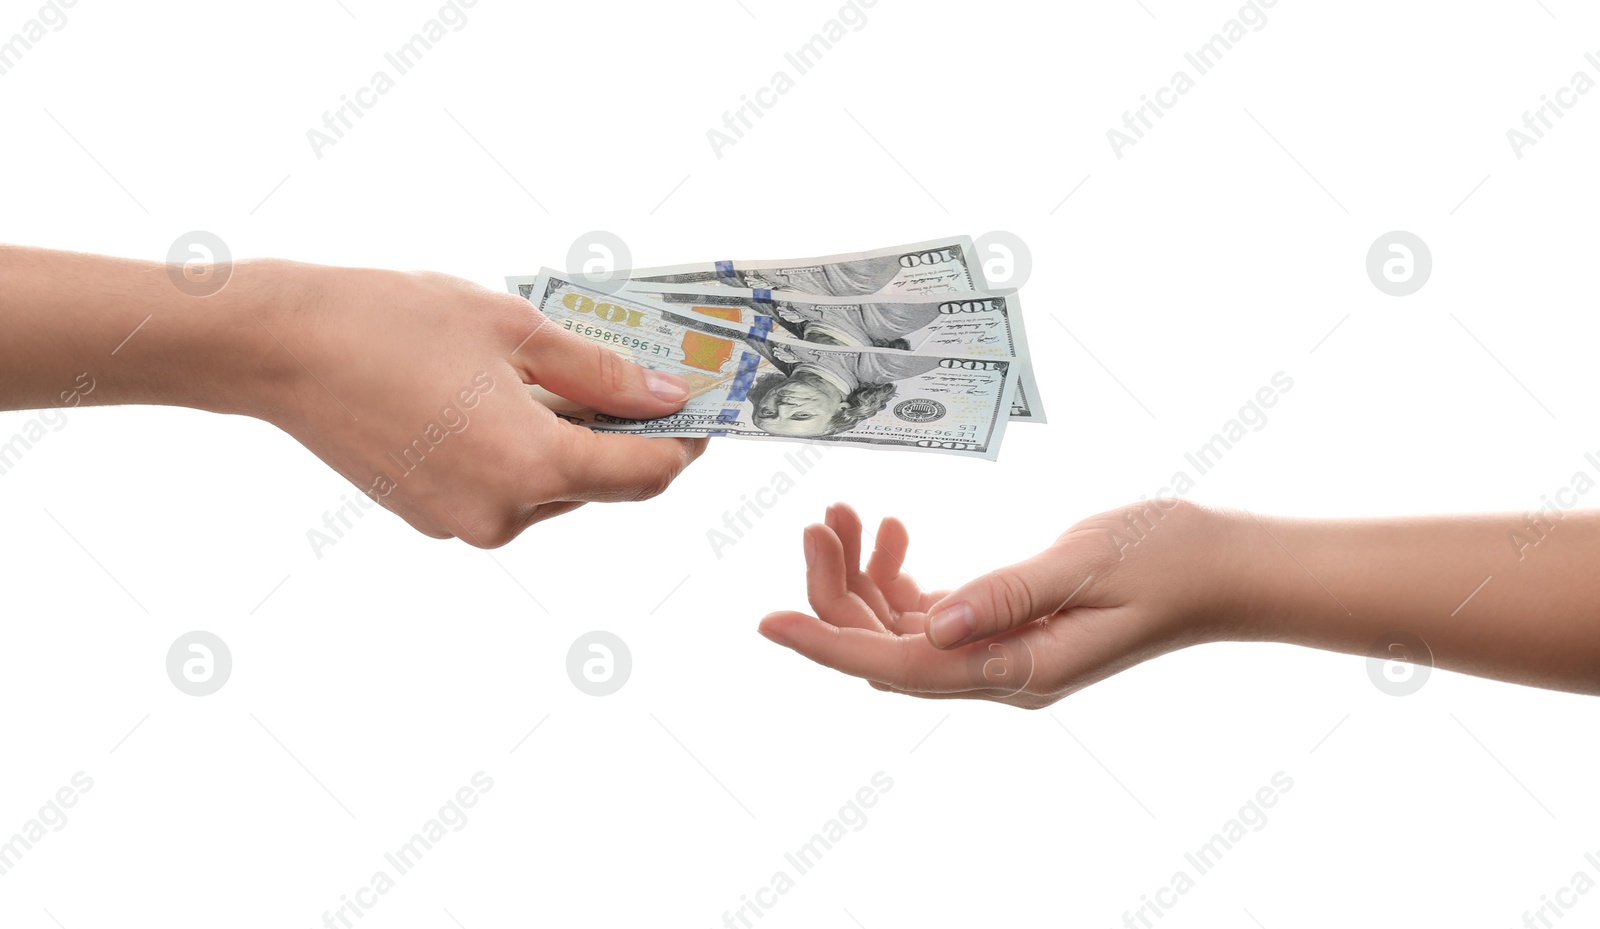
[514,315,692,420]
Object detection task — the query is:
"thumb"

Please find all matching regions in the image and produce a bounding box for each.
[924,546,1096,649]
[516,315,691,419]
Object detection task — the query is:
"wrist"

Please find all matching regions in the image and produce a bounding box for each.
[1196,506,1318,645]
[163,257,314,420]
[1153,501,1276,645]
[1077,498,1252,649]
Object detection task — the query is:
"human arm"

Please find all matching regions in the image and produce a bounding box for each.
[0,244,706,545]
[758,500,1600,705]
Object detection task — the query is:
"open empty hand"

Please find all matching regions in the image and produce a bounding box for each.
[757,501,1218,708]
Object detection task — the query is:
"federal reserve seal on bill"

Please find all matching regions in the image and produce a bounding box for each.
[894,398,946,423]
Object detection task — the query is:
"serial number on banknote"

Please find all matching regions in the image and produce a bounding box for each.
[558,318,672,357]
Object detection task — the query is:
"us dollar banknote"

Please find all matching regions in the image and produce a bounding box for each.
[590,281,1046,423]
[511,270,1018,460]
[621,236,987,296]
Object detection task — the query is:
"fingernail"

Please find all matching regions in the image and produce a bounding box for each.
[644,369,689,402]
[803,529,816,566]
[927,602,976,649]
[758,622,789,647]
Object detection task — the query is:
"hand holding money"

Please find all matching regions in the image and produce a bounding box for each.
[515,269,1020,460]
[250,266,712,544]
[508,237,1048,459]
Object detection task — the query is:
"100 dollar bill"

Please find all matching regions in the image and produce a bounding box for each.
[512,270,1017,460]
[597,281,1046,423]
[621,236,987,297]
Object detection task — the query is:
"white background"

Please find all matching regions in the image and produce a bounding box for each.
[3,0,1599,926]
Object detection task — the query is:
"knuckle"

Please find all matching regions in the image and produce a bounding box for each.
[476,522,521,549]
[518,462,563,503]
[637,444,694,501]
[636,461,679,500]
[497,298,543,342]
[449,507,522,549]
[891,637,927,692]
[985,569,1038,630]
[594,344,632,396]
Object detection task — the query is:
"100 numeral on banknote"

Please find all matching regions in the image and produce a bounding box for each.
[515,271,1018,460]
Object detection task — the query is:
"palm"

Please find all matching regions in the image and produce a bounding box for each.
[802,503,948,638]
[762,503,1056,702]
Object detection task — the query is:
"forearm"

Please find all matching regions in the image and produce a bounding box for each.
[0,245,295,416]
[1225,509,1600,693]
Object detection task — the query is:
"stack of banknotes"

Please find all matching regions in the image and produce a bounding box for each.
[506,236,1044,461]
